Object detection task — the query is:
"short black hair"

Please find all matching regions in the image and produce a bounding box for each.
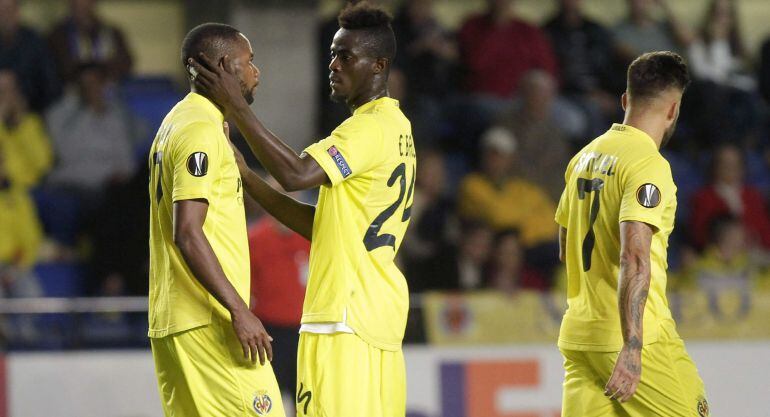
[337,1,396,62]
[627,51,691,100]
[180,23,242,69]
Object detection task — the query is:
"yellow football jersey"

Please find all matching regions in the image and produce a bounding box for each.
[555,124,677,351]
[147,93,249,338]
[303,97,415,351]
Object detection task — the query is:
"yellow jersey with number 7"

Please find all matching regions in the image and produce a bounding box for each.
[555,123,677,352]
[303,97,415,351]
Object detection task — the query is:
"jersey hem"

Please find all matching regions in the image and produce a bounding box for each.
[351,325,402,352]
[301,312,345,323]
[148,318,212,339]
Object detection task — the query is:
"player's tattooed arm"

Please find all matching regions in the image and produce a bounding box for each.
[605,220,653,403]
[189,53,329,191]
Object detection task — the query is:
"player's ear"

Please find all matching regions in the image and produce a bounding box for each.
[667,100,679,121]
[621,92,628,111]
[373,57,388,75]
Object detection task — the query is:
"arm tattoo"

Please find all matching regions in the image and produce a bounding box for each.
[618,222,652,358]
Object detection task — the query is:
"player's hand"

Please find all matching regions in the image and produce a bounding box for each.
[188,53,247,115]
[604,344,642,402]
[231,307,274,365]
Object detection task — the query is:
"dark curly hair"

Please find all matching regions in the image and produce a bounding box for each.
[627,51,691,100]
[180,23,242,69]
[337,1,396,61]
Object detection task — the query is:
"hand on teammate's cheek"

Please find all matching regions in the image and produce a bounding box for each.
[188,54,245,114]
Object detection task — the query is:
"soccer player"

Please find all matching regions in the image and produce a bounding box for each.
[555,51,709,417]
[147,23,285,417]
[188,3,414,416]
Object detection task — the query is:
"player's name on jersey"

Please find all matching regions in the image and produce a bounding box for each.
[573,152,619,177]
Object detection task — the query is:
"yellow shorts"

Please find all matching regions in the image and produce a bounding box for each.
[296,332,406,417]
[561,324,709,417]
[151,316,286,417]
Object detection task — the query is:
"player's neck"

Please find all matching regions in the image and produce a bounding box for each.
[190,86,225,114]
[622,112,664,149]
[348,89,388,113]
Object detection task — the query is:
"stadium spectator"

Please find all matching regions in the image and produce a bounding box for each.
[458,127,558,248]
[0,69,53,189]
[0,0,61,112]
[86,161,149,296]
[685,0,760,147]
[695,215,751,319]
[0,148,44,342]
[613,0,693,64]
[688,0,749,86]
[758,36,770,104]
[247,179,310,409]
[457,0,557,98]
[400,149,457,289]
[544,0,621,136]
[48,0,133,83]
[690,145,770,251]
[44,62,137,245]
[493,70,573,200]
[486,229,547,294]
[422,221,494,292]
[392,0,458,144]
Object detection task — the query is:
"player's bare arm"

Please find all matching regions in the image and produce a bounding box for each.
[224,123,315,240]
[605,220,653,403]
[188,53,328,191]
[173,199,274,365]
[558,226,567,262]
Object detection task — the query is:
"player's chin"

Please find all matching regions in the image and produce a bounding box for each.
[243,89,256,105]
[329,89,347,103]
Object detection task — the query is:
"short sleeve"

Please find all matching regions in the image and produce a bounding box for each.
[303,115,383,186]
[618,156,673,231]
[171,123,223,202]
[555,187,569,227]
[555,158,573,227]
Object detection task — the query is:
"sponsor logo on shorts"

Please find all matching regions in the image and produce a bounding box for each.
[327,146,352,178]
[252,390,273,415]
[297,382,312,415]
[636,183,661,208]
[697,396,710,417]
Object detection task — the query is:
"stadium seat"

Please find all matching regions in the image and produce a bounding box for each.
[34,262,86,297]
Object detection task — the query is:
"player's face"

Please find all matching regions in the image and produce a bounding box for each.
[229,34,260,105]
[328,29,376,104]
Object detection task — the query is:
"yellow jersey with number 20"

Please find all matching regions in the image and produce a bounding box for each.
[555,123,677,352]
[303,97,415,352]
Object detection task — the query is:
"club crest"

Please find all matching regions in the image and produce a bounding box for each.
[253,390,273,415]
[697,396,710,417]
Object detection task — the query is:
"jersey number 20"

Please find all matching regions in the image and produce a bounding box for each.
[363,163,415,251]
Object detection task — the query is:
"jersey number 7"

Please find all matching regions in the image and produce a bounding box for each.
[363,163,415,251]
[577,177,604,271]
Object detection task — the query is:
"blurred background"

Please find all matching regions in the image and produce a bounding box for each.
[2,0,770,416]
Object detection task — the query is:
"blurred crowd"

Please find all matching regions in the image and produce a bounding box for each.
[3,0,770,345]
